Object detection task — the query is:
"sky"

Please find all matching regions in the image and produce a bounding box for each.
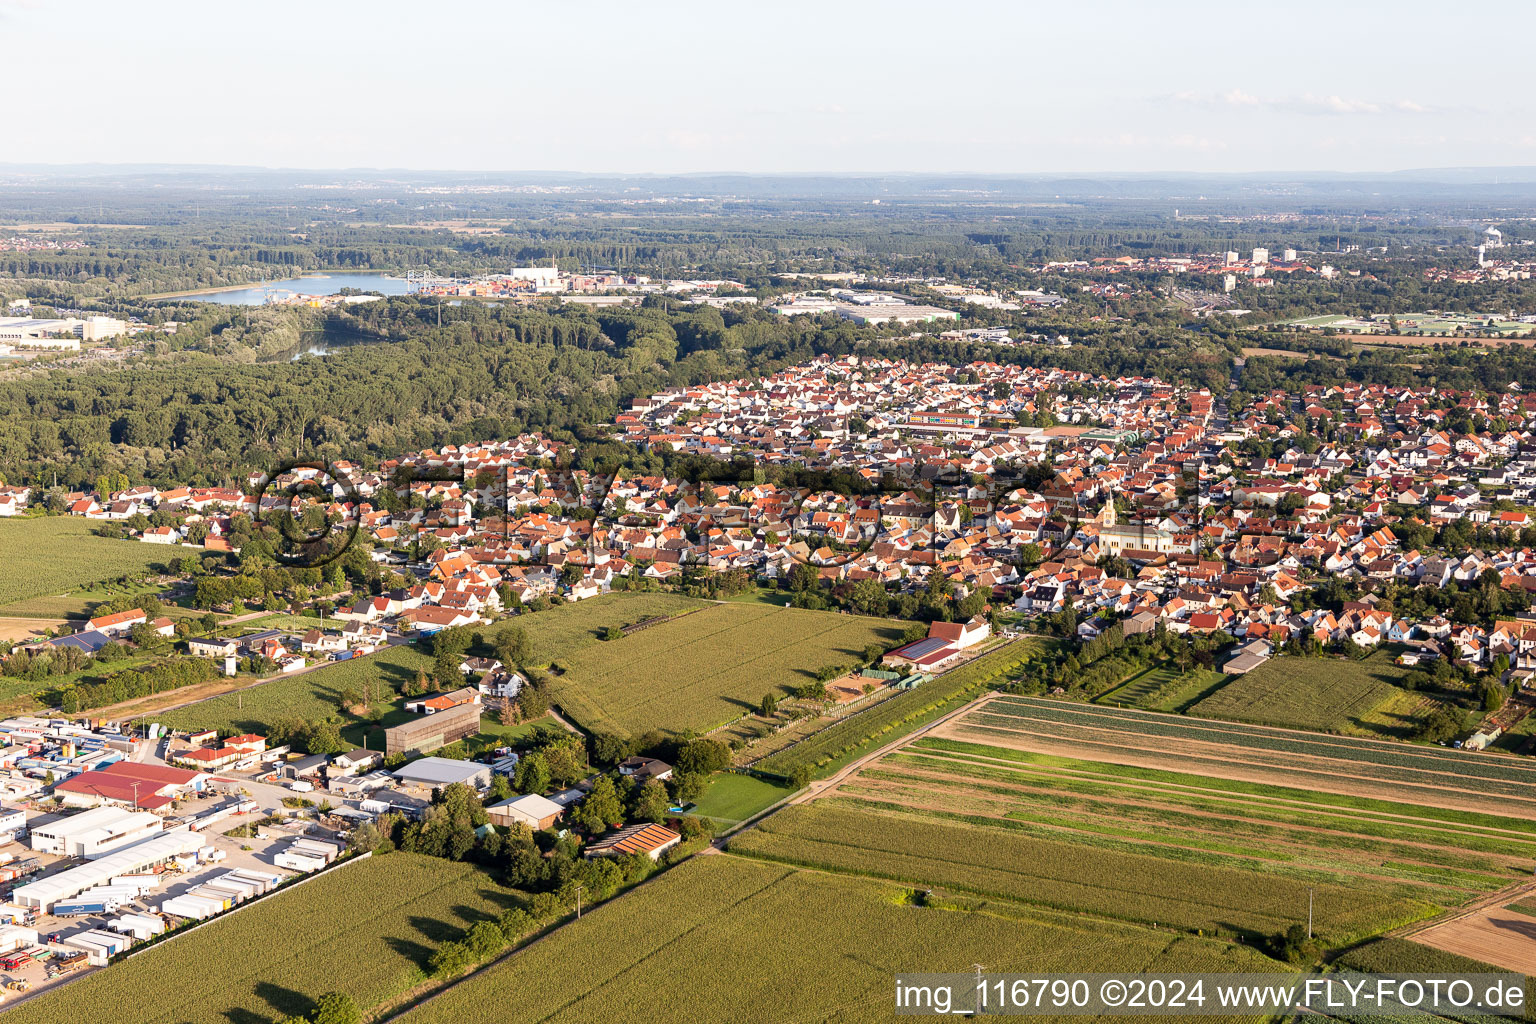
[5,0,1533,175]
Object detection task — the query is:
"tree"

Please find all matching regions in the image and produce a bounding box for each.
[495,626,531,666]
[429,941,473,979]
[305,720,346,756]
[513,752,551,795]
[758,691,778,717]
[310,992,362,1024]
[675,738,731,777]
[573,775,623,833]
[631,778,669,822]
[487,773,513,803]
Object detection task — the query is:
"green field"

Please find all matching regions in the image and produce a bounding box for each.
[151,593,709,738]
[0,517,179,612]
[727,716,1536,950]
[397,854,1284,1024]
[484,591,707,665]
[686,772,793,824]
[547,603,907,738]
[5,853,519,1024]
[1189,650,1421,734]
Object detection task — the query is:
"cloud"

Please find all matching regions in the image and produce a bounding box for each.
[1170,90,1438,116]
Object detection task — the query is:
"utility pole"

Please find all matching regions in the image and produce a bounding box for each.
[575,884,584,920]
[974,963,986,1016]
[1307,887,1314,940]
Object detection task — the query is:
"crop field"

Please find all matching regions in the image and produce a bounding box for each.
[830,738,1536,912]
[398,854,1283,1024]
[484,592,706,665]
[936,695,1536,817]
[1097,664,1226,711]
[547,603,907,737]
[0,518,178,610]
[1411,905,1536,975]
[758,638,1046,777]
[6,854,519,1024]
[1189,651,1418,734]
[729,802,1435,943]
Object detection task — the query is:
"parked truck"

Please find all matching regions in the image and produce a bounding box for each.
[46,951,89,978]
[52,899,119,917]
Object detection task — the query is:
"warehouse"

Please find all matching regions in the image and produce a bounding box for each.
[390,756,490,791]
[486,793,563,830]
[52,760,208,811]
[12,831,203,912]
[30,807,162,857]
[384,700,480,756]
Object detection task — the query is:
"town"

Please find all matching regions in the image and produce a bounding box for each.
[4,5,1536,1013]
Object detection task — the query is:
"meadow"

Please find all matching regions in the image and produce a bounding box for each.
[1189,650,1420,735]
[397,854,1285,1024]
[548,603,906,738]
[151,593,707,738]
[0,517,178,613]
[4,854,519,1024]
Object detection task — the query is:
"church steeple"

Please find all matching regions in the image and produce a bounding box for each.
[1098,487,1117,528]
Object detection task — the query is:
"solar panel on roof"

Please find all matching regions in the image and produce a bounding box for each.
[893,637,949,660]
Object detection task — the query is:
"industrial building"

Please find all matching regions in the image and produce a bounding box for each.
[384,700,480,756]
[390,756,490,791]
[12,831,203,912]
[30,807,163,857]
[52,761,208,811]
[0,315,126,349]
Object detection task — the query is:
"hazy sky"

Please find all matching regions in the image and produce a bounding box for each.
[6,0,1532,174]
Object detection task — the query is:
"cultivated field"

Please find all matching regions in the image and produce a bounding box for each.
[5,854,519,1024]
[484,591,706,665]
[728,700,1536,950]
[548,603,906,738]
[1412,905,1536,975]
[0,615,65,642]
[1098,664,1226,712]
[398,854,1283,1024]
[936,695,1536,817]
[1190,651,1421,734]
[0,518,177,610]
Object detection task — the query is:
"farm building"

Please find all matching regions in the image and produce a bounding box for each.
[584,822,682,861]
[928,616,991,650]
[385,701,481,756]
[882,636,958,670]
[30,807,163,857]
[486,793,564,830]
